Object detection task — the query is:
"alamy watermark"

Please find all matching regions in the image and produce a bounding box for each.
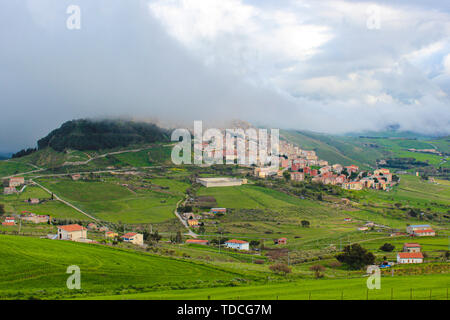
[66,5,81,30]
[171,121,279,169]
[66,265,81,289]
[366,265,381,289]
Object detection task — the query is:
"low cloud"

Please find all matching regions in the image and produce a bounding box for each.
[0,0,449,152]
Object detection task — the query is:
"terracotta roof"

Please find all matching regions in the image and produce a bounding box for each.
[122,232,137,238]
[2,222,15,226]
[414,229,434,233]
[398,252,423,259]
[403,243,421,247]
[226,239,248,244]
[58,224,86,232]
[186,239,209,243]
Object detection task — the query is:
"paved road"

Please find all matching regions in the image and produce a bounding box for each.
[174,197,198,238]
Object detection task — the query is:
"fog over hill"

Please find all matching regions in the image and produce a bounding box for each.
[1,1,450,152]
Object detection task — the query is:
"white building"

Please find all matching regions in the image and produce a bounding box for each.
[121,232,144,245]
[196,177,245,187]
[397,252,423,264]
[225,239,249,251]
[57,224,87,241]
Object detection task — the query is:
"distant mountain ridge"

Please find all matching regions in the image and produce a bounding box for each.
[37,119,170,152]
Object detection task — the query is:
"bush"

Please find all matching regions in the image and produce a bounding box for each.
[269,263,291,275]
[379,243,395,252]
[336,244,375,270]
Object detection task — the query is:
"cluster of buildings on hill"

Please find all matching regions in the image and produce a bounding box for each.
[3,177,26,194]
[252,140,396,191]
[56,223,144,245]
[2,211,50,226]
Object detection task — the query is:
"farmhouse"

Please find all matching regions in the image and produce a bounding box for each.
[186,239,209,245]
[2,217,16,226]
[27,198,40,205]
[8,177,25,187]
[397,252,423,264]
[406,224,435,236]
[71,174,81,181]
[274,237,287,245]
[87,223,98,230]
[21,213,49,224]
[121,232,144,245]
[210,208,226,214]
[225,239,249,251]
[188,219,199,227]
[403,243,421,253]
[196,177,245,187]
[105,231,118,238]
[3,186,17,195]
[57,224,87,241]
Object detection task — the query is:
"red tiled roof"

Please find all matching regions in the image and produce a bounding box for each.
[58,224,86,232]
[403,243,421,247]
[2,222,15,226]
[398,252,423,259]
[122,232,137,238]
[414,229,434,233]
[226,239,248,244]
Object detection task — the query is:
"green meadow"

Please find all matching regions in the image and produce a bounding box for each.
[89,274,450,300]
[35,177,189,223]
[0,185,88,220]
[0,235,243,299]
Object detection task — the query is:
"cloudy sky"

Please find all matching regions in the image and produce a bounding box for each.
[1,0,450,152]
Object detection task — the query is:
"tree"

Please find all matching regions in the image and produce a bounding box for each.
[151,230,161,242]
[269,263,291,275]
[198,225,205,234]
[336,244,375,270]
[309,264,325,278]
[175,231,183,244]
[0,203,5,216]
[379,243,395,252]
[301,220,310,228]
[250,240,260,248]
[283,171,291,181]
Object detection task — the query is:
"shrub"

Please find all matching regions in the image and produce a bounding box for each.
[379,243,395,252]
[269,263,291,275]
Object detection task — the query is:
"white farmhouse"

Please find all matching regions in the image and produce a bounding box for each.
[57,224,87,241]
[225,239,249,251]
[397,252,423,264]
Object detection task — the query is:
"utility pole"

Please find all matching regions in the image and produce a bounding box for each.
[287,251,290,266]
[18,218,22,234]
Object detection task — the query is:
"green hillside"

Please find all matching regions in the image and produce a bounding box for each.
[0,235,244,299]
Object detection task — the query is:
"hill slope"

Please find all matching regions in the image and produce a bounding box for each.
[37,119,170,151]
[0,235,244,299]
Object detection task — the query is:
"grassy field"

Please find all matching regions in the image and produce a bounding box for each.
[35,177,189,223]
[88,274,450,300]
[0,185,89,220]
[0,160,36,178]
[0,235,245,299]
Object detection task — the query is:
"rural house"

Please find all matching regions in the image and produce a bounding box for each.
[121,232,144,245]
[3,187,17,195]
[2,217,16,226]
[185,239,209,245]
[8,177,25,187]
[57,224,87,241]
[403,243,421,253]
[406,225,435,237]
[397,252,424,264]
[225,239,249,251]
[274,237,287,245]
[21,213,49,224]
[210,208,226,214]
[105,231,118,238]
